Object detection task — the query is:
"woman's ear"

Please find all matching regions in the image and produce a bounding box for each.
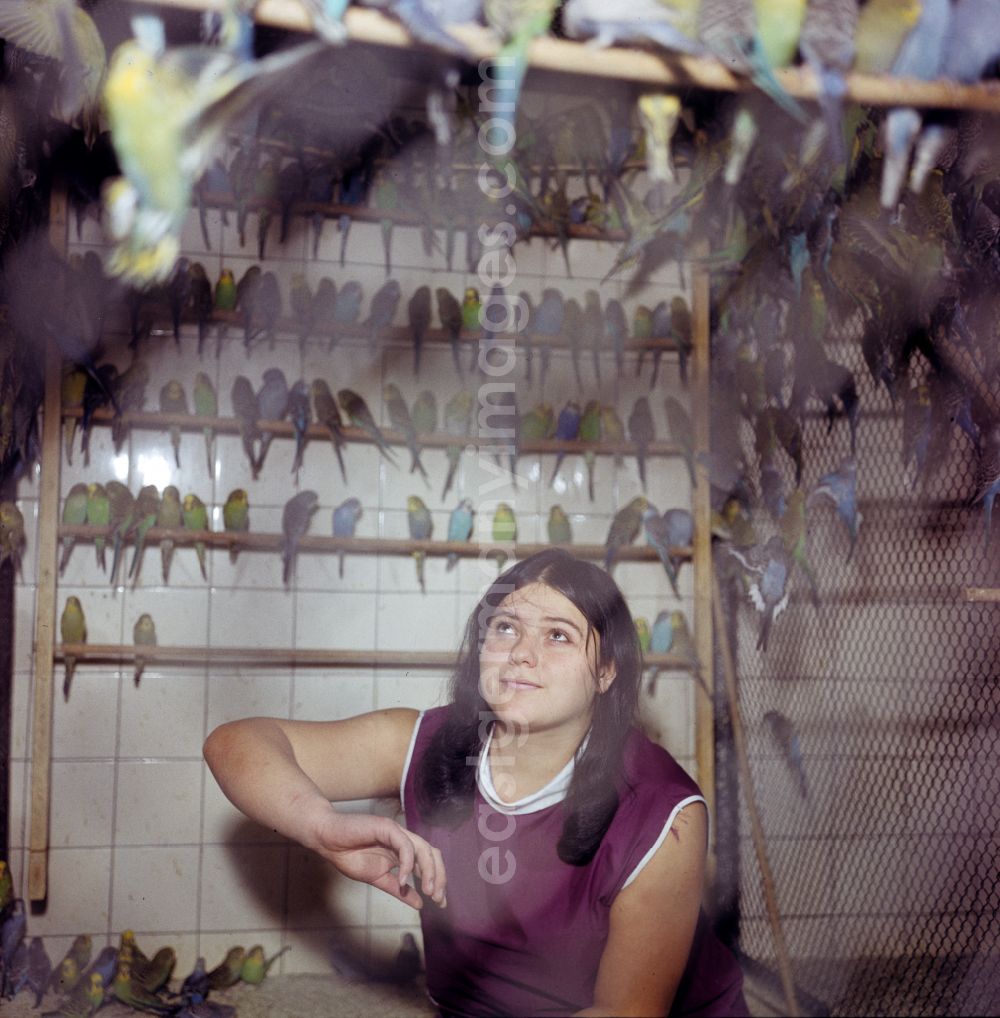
[597,663,617,693]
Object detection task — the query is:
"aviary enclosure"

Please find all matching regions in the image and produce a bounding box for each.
[1,2,999,1016]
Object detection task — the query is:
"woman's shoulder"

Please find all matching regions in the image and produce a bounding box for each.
[620,725,703,804]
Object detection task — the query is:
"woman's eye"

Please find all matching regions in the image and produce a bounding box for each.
[550,629,569,642]
[492,620,514,635]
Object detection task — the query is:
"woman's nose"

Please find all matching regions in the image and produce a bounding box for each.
[509,632,537,666]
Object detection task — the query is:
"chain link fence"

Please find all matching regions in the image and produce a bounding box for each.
[713,315,1000,1016]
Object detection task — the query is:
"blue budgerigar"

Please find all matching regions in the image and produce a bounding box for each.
[254,367,289,479]
[643,506,693,599]
[332,496,363,579]
[446,498,475,571]
[809,455,861,557]
[729,535,791,652]
[288,380,311,483]
[550,400,582,486]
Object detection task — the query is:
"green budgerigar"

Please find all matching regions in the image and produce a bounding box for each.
[100,14,326,284]
[491,502,517,573]
[223,488,250,564]
[547,504,572,545]
[132,612,156,686]
[407,495,433,593]
[106,480,137,586]
[158,379,188,468]
[157,484,183,583]
[59,483,90,575]
[128,483,161,582]
[206,946,245,991]
[0,500,25,575]
[578,400,602,502]
[240,944,290,985]
[86,482,110,572]
[193,371,218,477]
[60,596,86,700]
[182,492,209,580]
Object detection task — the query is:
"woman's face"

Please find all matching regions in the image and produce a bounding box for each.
[478,582,616,736]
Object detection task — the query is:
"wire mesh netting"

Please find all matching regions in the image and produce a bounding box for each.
[713,314,1000,1016]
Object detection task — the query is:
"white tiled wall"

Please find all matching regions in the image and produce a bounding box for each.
[7,168,697,980]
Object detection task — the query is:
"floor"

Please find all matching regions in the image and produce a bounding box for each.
[3,971,436,1017]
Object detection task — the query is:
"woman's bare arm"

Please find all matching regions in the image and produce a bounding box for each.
[575,802,707,1016]
[203,708,446,909]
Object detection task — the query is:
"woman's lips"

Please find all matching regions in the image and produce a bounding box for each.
[500,677,540,690]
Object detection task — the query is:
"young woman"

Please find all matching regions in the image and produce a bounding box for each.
[204,549,747,1016]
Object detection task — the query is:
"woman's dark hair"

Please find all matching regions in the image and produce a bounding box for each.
[414,548,643,865]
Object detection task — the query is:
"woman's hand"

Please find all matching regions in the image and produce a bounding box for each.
[305,804,448,910]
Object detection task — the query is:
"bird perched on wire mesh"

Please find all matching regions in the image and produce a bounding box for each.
[764,709,808,798]
[728,535,791,652]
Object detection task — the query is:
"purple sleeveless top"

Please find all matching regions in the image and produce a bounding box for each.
[401,706,747,1017]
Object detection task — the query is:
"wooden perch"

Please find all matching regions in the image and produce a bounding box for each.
[62,407,684,458]
[55,643,695,671]
[143,1,1000,113]
[56,525,694,564]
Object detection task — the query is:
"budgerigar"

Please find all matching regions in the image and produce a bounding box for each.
[332,496,362,579]
[59,483,90,576]
[254,367,289,478]
[106,480,137,586]
[547,504,572,545]
[408,285,432,376]
[437,287,465,378]
[312,378,348,484]
[729,535,792,652]
[550,400,581,487]
[578,400,602,502]
[339,388,398,465]
[604,495,648,574]
[445,498,474,571]
[407,495,433,592]
[158,379,188,468]
[127,483,161,581]
[288,380,311,483]
[809,455,861,557]
[281,490,318,585]
[385,383,429,483]
[223,488,250,564]
[60,595,86,700]
[132,612,156,686]
[157,484,183,582]
[182,492,209,580]
[627,396,655,492]
[100,14,326,284]
[665,395,695,486]
[239,944,290,985]
[86,482,109,572]
[442,389,475,500]
[764,709,808,798]
[193,371,217,478]
[491,502,517,573]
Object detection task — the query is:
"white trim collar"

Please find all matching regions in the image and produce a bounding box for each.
[477,724,589,815]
